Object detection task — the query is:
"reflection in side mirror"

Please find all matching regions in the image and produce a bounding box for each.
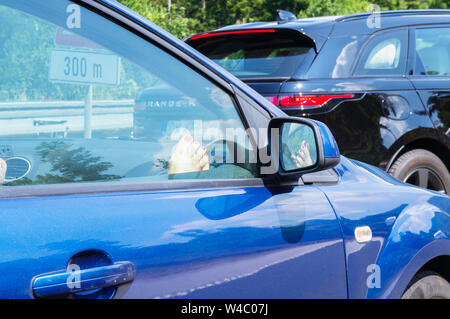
[280,122,317,172]
[268,117,340,177]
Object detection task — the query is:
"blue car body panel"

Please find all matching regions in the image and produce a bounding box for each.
[0,183,347,298]
[1,154,447,298]
[319,158,450,298]
[0,0,448,299]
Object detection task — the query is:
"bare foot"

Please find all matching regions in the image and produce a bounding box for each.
[0,158,6,185]
[295,141,313,168]
[168,133,210,174]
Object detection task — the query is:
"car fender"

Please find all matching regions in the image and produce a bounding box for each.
[366,196,450,298]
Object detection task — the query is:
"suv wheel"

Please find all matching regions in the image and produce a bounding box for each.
[402,271,450,299]
[388,149,450,194]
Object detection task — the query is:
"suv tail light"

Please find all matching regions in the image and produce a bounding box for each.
[277,94,354,108]
[266,94,355,109]
[267,96,278,106]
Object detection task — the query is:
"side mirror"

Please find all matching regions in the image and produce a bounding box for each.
[267,117,340,177]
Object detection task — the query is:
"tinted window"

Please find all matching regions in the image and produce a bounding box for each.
[354,29,408,76]
[307,36,368,79]
[189,31,315,79]
[415,27,450,76]
[0,0,257,187]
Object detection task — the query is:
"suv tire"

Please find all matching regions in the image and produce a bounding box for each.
[388,149,450,194]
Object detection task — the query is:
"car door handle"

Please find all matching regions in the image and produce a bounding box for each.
[31,261,135,298]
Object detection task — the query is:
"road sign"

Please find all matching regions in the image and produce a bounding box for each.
[49,48,121,86]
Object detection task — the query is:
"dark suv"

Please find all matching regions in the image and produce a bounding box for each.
[186,10,450,193]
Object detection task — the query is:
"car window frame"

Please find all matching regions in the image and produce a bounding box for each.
[351,27,410,78]
[0,0,272,198]
[409,24,450,78]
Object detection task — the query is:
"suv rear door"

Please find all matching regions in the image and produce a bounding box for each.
[409,25,450,150]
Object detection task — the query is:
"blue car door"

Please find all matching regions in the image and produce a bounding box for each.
[1,183,346,299]
[0,0,346,299]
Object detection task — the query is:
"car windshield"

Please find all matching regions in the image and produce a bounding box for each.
[189,31,315,79]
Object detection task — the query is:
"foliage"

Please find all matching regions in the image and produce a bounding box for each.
[35,141,119,183]
[0,4,161,102]
[118,0,197,38]
[0,7,86,102]
[297,0,372,17]
[4,141,120,186]
[118,0,450,38]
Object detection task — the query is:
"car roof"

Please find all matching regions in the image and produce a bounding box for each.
[189,10,450,51]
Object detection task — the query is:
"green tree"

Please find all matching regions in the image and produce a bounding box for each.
[366,0,448,9]
[0,7,87,102]
[5,141,120,186]
[116,0,450,38]
[118,0,196,38]
[35,141,119,183]
[298,0,372,17]
[420,0,449,8]
[187,0,307,29]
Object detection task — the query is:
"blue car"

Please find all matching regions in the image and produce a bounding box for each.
[0,0,448,299]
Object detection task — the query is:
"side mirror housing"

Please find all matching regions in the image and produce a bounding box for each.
[314,119,341,170]
[267,117,340,177]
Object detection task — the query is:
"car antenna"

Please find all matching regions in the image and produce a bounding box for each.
[277,10,297,23]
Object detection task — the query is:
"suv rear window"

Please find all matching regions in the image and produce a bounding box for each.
[188,30,315,80]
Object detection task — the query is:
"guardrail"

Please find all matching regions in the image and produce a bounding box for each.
[0,99,134,109]
[0,99,135,136]
[0,99,134,119]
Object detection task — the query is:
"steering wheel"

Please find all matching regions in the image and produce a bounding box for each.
[204,138,257,174]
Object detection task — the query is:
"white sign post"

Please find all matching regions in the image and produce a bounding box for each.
[49,48,121,138]
[84,85,93,139]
